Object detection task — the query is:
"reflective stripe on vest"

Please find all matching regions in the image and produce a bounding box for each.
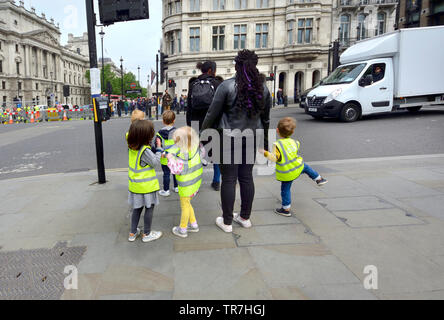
[175,148,203,197]
[275,139,304,182]
[128,145,160,194]
[157,132,176,165]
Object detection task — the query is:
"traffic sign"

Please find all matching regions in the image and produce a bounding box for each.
[126,89,142,94]
[130,83,137,89]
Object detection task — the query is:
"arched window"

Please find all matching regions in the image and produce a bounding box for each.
[339,15,350,46]
[357,14,366,41]
[312,70,320,87]
[376,12,386,36]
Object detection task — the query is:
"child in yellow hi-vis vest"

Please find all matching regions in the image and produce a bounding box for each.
[259,117,327,217]
[159,126,204,238]
[127,120,163,243]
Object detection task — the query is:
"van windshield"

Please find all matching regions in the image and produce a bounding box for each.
[322,63,366,85]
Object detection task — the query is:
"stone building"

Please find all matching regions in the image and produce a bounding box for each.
[396,0,444,28]
[0,0,90,107]
[162,0,333,102]
[331,0,398,51]
[65,32,89,57]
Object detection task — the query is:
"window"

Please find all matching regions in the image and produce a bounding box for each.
[168,2,173,15]
[18,82,22,90]
[0,41,2,50]
[213,0,225,10]
[189,27,200,52]
[256,0,269,8]
[16,62,20,75]
[288,21,294,45]
[36,83,39,90]
[175,0,182,13]
[376,12,386,36]
[361,63,386,84]
[357,14,366,40]
[234,24,247,49]
[235,0,247,9]
[0,60,2,73]
[212,26,225,51]
[178,31,182,53]
[16,44,19,52]
[190,0,200,12]
[297,18,313,44]
[2,81,5,90]
[339,14,350,46]
[255,23,269,48]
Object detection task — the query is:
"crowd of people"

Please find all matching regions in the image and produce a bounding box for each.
[125,49,328,242]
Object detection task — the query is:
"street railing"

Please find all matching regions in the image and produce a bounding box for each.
[339,0,397,6]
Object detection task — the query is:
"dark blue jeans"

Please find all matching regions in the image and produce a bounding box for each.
[213,164,221,184]
[281,164,320,209]
[162,165,177,191]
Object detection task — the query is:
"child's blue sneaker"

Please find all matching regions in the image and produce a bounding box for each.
[316,177,328,186]
[275,208,292,217]
[128,228,141,242]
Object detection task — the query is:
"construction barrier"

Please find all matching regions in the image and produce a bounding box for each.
[0,108,94,124]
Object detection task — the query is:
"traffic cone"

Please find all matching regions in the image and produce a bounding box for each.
[30,112,35,123]
[63,110,68,121]
[8,113,13,124]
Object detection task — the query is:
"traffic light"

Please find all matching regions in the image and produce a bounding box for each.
[98,0,150,26]
[168,79,176,88]
[63,85,70,97]
[266,73,275,82]
[160,52,168,84]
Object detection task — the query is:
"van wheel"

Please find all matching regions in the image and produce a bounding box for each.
[340,103,360,122]
[407,106,422,113]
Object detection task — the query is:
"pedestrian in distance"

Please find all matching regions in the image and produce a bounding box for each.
[162,90,172,111]
[155,110,179,197]
[127,120,163,243]
[259,117,328,217]
[160,126,204,238]
[201,49,272,233]
[187,60,223,191]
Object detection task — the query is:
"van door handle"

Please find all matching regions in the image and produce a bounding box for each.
[380,87,387,90]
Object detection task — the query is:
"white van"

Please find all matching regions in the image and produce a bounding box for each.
[305,26,444,122]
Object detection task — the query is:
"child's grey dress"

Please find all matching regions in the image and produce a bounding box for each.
[128,147,162,209]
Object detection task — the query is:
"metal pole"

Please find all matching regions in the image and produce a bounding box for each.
[120,58,124,103]
[273,66,277,107]
[86,0,106,184]
[101,30,105,95]
[156,53,159,120]
[327,43,331,75]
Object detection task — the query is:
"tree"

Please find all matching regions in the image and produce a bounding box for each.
[85,68,148,99]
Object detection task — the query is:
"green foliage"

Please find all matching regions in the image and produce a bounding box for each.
[84,66,148,99]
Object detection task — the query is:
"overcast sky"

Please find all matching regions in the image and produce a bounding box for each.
[24,0,162,87]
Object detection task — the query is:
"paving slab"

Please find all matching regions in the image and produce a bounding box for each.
[234,224,318,247]
[172,248,272,300]
[300,283,377,300]
[353,176,442,199]
[248,247,361,288]
[314,196,394,212]
[172,225,237,253]
[61,273,102,300]
[69,232,119,274]
[333,208,425,228]
[400,195,444,220]
[94,265,174,297]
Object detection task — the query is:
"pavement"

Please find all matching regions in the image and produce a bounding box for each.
[1,153,444,300]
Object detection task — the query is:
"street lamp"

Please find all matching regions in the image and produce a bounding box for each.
[99,27,105,95]
[50,71,54,107]
[120,57,124,100]
[137,66,140,86]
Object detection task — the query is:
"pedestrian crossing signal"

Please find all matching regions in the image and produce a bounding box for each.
[98,0,150,26]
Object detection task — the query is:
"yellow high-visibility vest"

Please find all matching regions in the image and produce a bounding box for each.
[274,138,304,182]
[128,145,160,194]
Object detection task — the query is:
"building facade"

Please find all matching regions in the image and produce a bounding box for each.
[396,0,444,28]
[162,0,333,101]
[0,0,90,107]
[331,0,398,51]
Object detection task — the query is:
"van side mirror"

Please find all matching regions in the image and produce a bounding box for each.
[359,75,373,87]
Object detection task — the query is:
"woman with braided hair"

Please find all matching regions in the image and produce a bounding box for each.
[201,49,272,233]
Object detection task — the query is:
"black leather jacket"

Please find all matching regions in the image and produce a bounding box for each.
[201,77,271,148]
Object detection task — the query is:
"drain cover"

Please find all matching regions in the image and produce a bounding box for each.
[0,242,86,300]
